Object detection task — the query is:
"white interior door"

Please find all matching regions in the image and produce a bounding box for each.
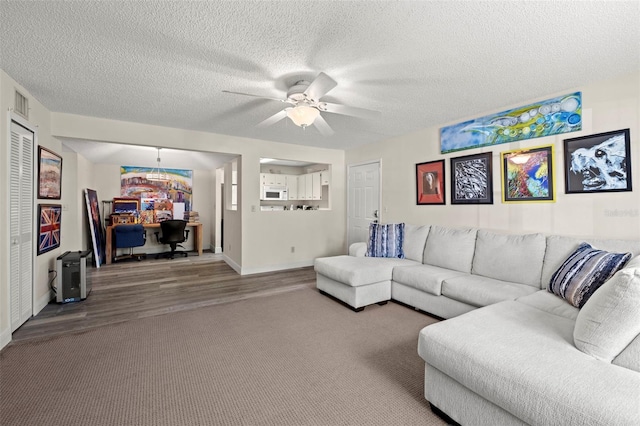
[9,119,34,332]
[347,161,380,247]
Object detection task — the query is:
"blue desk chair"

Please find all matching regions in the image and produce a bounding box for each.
[114,224,147,262]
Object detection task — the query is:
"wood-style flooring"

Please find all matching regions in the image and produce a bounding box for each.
[11,251,316,343]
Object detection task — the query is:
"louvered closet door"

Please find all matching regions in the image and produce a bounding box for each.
[10,121,34,332]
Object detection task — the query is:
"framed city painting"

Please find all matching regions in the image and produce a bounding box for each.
[416,160,445,205]
[450,152,493,204]
[37,204,61,255]
[563,128,631,194]
[501,145,554,203]
[38,146,62,199]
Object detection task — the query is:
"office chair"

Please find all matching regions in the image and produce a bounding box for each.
[154,220,190,259]
[114,224,147,262]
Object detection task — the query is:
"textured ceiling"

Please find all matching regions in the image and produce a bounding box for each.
[1,1,639,154]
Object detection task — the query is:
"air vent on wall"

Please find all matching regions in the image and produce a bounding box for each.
[14,89,29,119]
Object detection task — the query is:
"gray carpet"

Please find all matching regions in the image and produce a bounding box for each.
[0,286,445,425]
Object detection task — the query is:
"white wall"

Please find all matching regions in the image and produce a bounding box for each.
[77,152,94,251]
[60,150,80,251]
[346,72,640,240]
[49,112,347,274]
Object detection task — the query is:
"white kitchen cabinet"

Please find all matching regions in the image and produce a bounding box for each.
[297,174,307,200]
[286,175,298,200]
[260,173,285,186]
[321,170,330,185]
[311,172,321,200]
[260,173,269,185]
[305,173,314,200]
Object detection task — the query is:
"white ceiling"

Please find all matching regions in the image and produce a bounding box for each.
[1,1,639,159]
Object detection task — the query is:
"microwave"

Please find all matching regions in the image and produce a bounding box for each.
[262,185,288,201]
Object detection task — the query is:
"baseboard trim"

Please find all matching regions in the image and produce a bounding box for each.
[221,256,315,276]
[214,246,222,254]
[0,326,11,352]
[240,260,314,276]
[222,255,242,274]
[35,290,54,315]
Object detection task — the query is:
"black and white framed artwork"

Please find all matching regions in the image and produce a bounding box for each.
[564,129,631,194]
[450,152,493,204]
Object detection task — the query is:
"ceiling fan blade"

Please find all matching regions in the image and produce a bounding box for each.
[321,102,381,120]
[256,109,288,128]
[313,114,334,136]
[222,90,285,103]
[303,72,337,101]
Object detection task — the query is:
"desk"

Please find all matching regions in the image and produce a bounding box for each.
[105,222,203,265]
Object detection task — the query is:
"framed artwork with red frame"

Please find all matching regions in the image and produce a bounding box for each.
[416,159,445,205]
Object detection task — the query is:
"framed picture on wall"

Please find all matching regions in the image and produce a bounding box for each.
[37,204,61,255]
[416,159,445,205]
[37,146,62,199]
[450,152,493,204]
[563,128,632,194]
[501,145,554,203]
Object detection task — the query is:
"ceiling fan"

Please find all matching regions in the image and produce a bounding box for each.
[223,72,380,136]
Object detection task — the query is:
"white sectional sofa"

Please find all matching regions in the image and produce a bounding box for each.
[314,224,640,425]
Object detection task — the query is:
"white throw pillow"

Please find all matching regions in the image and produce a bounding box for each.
[573,268,640,362]
[623,254,640,269]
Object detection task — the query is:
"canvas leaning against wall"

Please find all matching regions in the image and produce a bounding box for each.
[120,166,193,212]
[84,188,105,267]
[441,92,582,153]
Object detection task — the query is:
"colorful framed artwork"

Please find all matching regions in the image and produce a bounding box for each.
[501,145,554,203]
[38,146,62,199]
[450,152,493,204]
[120,166,193,211]
[416,160,445,205]
[441,92,582,154]
[563,128,631,194]
[37,204,61,255]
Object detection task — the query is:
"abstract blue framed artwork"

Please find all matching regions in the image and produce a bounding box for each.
[441,92,582,154]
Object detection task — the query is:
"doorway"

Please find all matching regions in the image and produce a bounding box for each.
[347,161,381,247]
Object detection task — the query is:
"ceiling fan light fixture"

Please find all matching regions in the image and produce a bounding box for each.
[286,105,320,127]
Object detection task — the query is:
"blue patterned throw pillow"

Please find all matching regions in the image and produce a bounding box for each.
[548,243,631,308]
[365,222,405,259]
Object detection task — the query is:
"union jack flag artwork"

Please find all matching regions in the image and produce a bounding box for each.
[38,204,61,255]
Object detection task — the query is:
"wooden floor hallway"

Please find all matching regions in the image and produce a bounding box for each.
[11,252,316,343]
